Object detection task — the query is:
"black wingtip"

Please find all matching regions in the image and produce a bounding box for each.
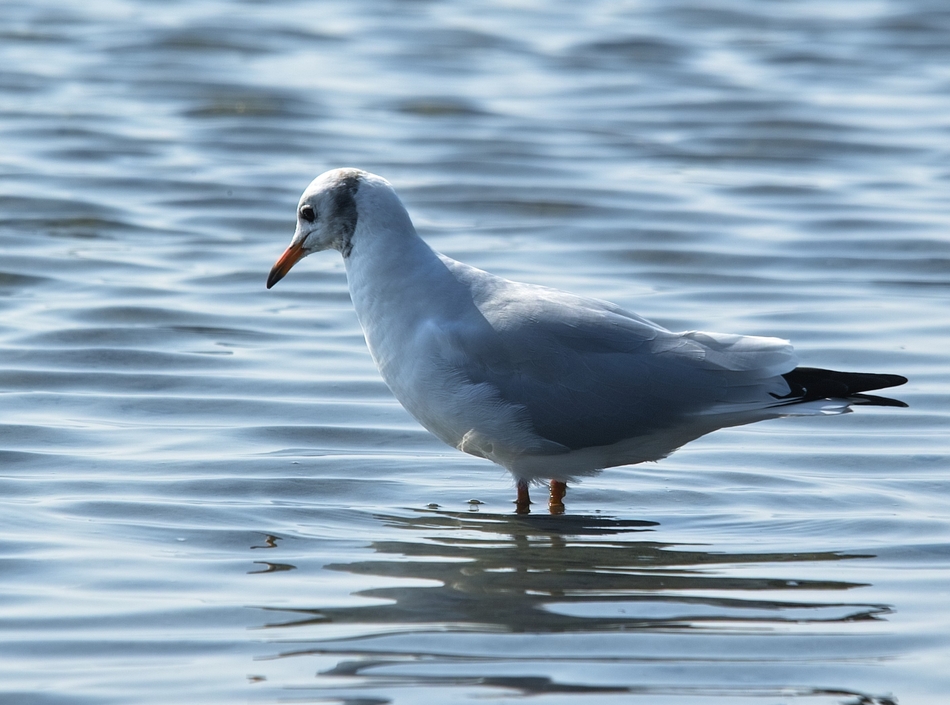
[857,373,907,391]
[779,366,908,407]
[850,393,909,408]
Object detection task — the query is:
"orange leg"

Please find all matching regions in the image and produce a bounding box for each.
[515,479,531,514]
[549,480,567,515]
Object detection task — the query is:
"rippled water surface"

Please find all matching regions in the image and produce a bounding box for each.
[2,1,949,703]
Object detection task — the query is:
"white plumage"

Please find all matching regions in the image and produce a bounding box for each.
[267,169,906,512]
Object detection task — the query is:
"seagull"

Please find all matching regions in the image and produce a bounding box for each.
[267,168,907,514]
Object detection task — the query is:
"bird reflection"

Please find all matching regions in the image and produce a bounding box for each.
[259,510,886,635]
[250,510,896,704]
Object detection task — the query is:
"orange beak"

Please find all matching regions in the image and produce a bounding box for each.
[266,242,306,289]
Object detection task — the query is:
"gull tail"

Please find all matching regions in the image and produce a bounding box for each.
[777,366,908,408]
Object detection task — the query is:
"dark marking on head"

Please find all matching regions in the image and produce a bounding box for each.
[331,172,361,258]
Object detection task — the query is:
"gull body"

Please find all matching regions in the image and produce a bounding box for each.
[267,168,907,513]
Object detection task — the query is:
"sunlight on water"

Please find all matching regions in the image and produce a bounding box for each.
[0,0,948,704]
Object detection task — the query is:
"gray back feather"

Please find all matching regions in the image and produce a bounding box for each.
[440,257,795,450]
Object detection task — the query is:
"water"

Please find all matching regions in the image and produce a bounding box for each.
[1,1,948,703]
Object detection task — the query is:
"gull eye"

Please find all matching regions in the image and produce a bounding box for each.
[299,205,316,223]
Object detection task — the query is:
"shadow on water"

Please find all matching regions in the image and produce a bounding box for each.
[250,510,896,704]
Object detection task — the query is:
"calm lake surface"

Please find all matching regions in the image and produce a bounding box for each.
[1,1,949,703]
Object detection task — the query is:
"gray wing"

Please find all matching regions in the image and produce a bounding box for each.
[442,259,796,450]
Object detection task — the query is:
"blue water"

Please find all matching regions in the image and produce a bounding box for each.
[1,1,948,703]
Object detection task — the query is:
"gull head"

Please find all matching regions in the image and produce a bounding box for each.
[266,168,405,289]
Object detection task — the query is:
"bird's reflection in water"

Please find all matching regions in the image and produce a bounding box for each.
[253,510,896,705]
